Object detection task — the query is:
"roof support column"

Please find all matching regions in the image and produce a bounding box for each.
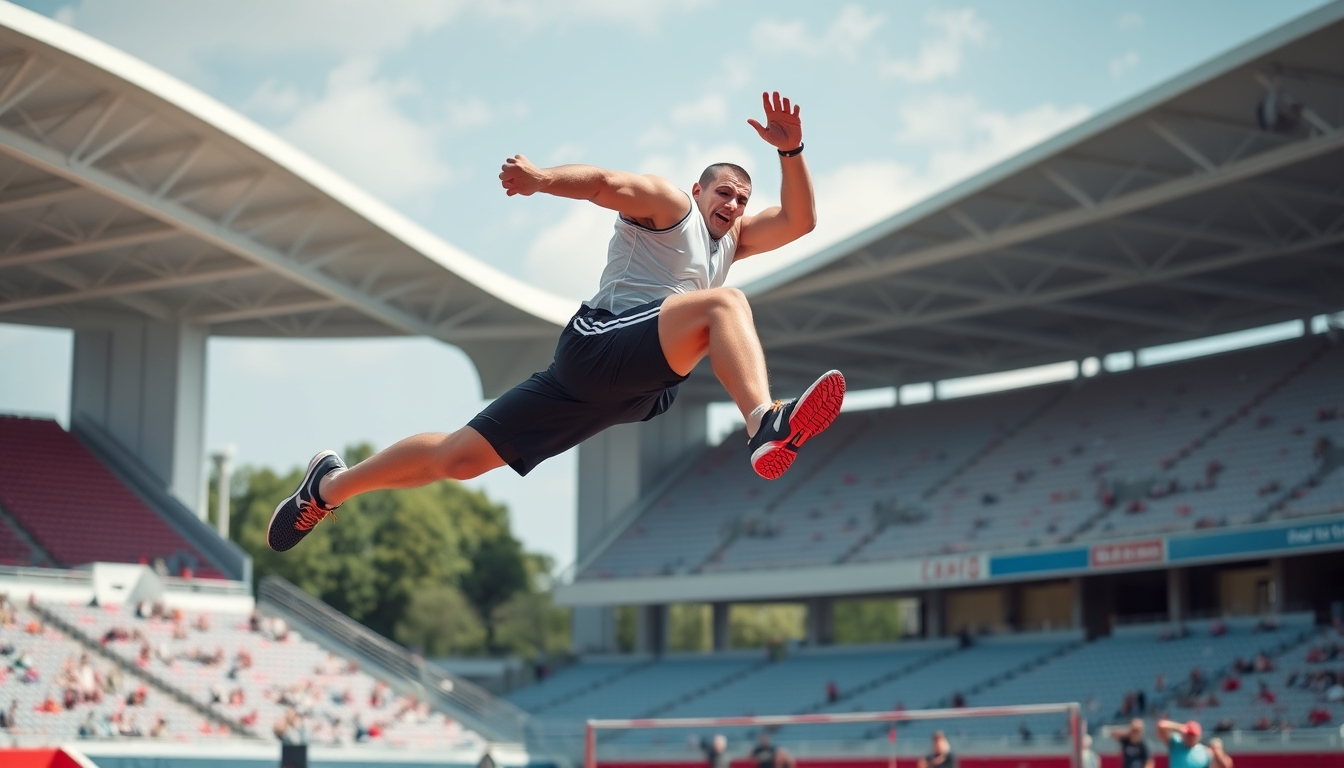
[70,317,208,513]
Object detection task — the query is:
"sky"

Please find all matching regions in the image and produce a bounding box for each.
[0,0,1332,571]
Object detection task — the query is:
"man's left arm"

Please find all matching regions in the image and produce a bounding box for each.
[735,91,817,260]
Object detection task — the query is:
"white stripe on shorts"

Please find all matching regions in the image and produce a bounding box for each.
[572,305,661,336]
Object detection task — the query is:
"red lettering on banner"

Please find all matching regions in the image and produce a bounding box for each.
[1089,539,1163,568]
[920,555,985,584]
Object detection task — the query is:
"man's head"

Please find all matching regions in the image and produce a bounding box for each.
[1183,720,1202,747]
[758,732,771,747]
[712,735,726,753]
[1128,719,1145,741]
[693,163,752,240]
[931,731,950,755]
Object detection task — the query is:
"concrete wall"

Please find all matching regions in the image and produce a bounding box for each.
[571,397,707,652]
[70,319,208,512]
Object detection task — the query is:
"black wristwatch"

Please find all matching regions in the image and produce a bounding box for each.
[778,143,804,158]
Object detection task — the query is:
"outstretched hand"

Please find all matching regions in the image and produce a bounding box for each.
[747,91,803,151]
[499,154,544,196]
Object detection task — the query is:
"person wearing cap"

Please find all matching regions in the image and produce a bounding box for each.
[1157,720,1233,768]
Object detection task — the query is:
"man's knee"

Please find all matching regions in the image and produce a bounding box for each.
[707,286,750,317]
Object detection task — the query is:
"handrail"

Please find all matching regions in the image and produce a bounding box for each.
[257,575,530,744]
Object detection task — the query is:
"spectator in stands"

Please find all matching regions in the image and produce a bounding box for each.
[826,680,839,703]
[0,698,16,730]
[701,733,729,768]
[1111,718,1152,768]
[917,731,956,768]
[1081,734,1099,768]
[37,690,61,713]
[1157,719,1232,768]
[1307,706,1332,726]
[750,732,777,768]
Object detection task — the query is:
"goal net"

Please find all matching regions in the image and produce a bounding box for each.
[582,703,1085,768]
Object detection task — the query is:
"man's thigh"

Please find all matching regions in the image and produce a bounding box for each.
[657,289,737,376]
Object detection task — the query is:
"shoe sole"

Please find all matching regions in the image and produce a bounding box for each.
[266,450,337,552]
[752,370,846,480]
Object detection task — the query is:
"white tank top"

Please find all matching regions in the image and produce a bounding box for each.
[586,192,736,314]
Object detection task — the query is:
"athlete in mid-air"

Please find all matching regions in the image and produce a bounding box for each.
[268,91,845,552]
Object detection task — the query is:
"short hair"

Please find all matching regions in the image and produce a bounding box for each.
[699,162,751,189]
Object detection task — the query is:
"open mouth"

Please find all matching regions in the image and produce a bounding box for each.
[714,212,731,224]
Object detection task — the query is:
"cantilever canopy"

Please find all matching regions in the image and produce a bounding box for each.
[721,0,1344,398]
[0,3,570,398]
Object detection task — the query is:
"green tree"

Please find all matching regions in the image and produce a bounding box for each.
[494,555,571,660]
[729,603,805,648]
[460,533,528,652]
[227,442,557,658]
[396,584,486,656]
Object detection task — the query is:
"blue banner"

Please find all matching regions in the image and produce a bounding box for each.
[990,547,1088,577]
[1168,519,1344,562]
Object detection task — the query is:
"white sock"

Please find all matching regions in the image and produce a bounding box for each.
[746,403,773,438]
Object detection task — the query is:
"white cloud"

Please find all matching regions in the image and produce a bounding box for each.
[523,206,617,302]
[474,0,708,32]
[277,58,453,204]
[881,8,988,83]
[671,94,729,126]
[1110,51,1140,79]
[752,5,885,59]
[244,79,303,117]
[731,95,1090,285]
[1117,12,1145,31]
[445,97,496,131]
[58,0,465,82]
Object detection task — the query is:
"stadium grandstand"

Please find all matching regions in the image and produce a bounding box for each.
[1,1,1344,768]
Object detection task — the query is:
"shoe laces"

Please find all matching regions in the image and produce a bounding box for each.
[294,498,336,532]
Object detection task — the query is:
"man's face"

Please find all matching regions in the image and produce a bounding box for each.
[693,170,751,240]
[1182,731,1200,748]
[933,735,949,755]
[1129,720,1144,741]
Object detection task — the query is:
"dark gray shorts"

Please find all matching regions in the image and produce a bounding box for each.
[467,297,688,476]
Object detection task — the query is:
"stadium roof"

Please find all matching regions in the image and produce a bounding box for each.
[0,3,571,397]
[717,0,1344,398]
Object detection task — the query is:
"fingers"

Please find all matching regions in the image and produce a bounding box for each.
[746,118,767,137]
[760,91,771,115]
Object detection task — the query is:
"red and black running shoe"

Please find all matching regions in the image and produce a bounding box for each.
[266,450,345,552]
[747,370,846,480]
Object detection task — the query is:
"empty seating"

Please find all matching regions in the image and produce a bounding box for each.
[0,416,221,577]
[578,338,1344,581]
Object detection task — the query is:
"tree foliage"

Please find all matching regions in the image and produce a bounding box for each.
[223,443,568,659]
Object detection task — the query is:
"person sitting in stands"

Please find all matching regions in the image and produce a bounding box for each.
[918,731,956,768]
[37,692,61,713]
[1307,707,1332,726]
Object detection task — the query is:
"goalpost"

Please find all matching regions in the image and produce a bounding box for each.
[584,703,1085,768]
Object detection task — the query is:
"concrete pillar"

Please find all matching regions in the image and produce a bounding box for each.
[571,606,617,654]
[572,398,707,651]
[212,446,233,540]
[70,320,208,511]
[1167,569,1187,626]
[1070,578,1084,629]
[1269,557,1286,614]
[924,590,945,639]
[635,604,668,655]
[712,602,731,652]
[806,597,834,646]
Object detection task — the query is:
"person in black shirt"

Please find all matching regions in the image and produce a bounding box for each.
[1111,719,1153,768]
[750,733,777,768]
[918,731,956,768]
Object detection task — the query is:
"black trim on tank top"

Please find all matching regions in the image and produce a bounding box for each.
[618,191,694,233]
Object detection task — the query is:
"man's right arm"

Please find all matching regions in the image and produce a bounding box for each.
[499,155,688,230]
[1155,720,1181,744]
